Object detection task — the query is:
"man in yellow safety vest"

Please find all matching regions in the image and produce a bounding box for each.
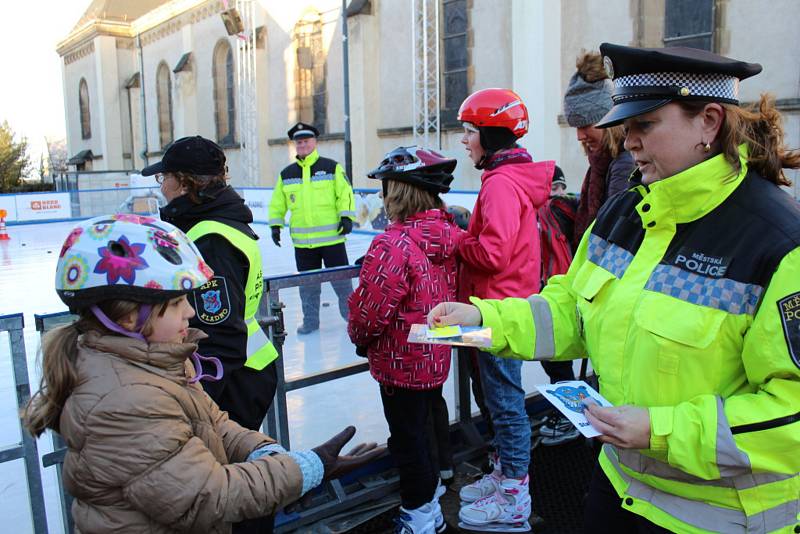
[269,122,356,334]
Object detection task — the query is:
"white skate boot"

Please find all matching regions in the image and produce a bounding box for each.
[458,475,532,533]
[431,480,450,533]
[394,502,437,534]
[459,451,502,503]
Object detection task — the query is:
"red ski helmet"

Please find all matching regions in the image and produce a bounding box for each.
[458,88,529,138]
[368,146,456,194]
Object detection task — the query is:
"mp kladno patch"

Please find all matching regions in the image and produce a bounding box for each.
[777,291,800,368]
[194,276,230,325]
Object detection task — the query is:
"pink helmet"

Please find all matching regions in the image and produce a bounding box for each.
[368,146,456,193]
[56,214,213,312]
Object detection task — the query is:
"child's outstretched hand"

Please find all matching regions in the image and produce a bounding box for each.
[311,426,385,481]
[427,302,482,328]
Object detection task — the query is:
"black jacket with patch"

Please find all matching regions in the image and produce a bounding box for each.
[161,184,274,430]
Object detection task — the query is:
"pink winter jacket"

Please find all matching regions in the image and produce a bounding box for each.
[458,151,554,300]
[348,209,460,390]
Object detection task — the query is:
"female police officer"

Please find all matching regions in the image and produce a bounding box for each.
[429,43,800,533]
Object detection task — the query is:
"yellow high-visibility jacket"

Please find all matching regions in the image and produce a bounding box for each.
[472,147,800,533]
[268,149,355,249]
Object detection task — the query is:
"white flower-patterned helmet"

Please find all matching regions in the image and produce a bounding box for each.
[55,214,214,312]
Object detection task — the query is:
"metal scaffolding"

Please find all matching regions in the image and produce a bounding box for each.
[235,0,259,185]
[411,0,441,148]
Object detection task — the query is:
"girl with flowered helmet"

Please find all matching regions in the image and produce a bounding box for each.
[23,215,381,533]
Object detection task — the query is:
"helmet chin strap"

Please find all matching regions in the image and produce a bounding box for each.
[91,304,147,341]
[89,304,223,384]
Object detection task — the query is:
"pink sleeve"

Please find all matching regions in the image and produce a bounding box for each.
[457,179,522,274]
[347,235,410,346]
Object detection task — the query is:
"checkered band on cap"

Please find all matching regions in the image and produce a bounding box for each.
[613,72,740,103]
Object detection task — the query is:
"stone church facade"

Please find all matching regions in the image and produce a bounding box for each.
[58,0,799,192]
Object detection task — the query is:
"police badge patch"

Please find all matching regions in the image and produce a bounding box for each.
[778,292,800,369]
[194,276,231,325]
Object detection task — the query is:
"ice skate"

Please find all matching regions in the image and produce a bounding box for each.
[460,451,501,503]
[458,475,532,533]
[394,502,437,534]
[430,480,457,533]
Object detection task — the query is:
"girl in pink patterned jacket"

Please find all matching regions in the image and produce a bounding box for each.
[348,146,461,533]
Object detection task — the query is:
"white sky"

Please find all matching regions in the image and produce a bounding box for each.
[0,1,91,166]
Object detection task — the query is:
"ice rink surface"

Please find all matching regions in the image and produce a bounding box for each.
[0,220,578,533]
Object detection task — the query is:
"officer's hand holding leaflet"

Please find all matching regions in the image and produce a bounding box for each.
[582,399,651,449]
[427,301,482,328]
[270,226,281,247]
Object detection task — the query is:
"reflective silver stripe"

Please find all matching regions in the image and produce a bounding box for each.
[268,218,284,226]
[340,211,356,217]
[616,446,792,490]
[751,500,800,533]
[246,320,271,357]
[715,397,752,477]
[606,446,748,532]
[290,223,340,234]
[292,234,344,245]
[527,295,555,359]
[282,178,302,186]
[310,173,334,182]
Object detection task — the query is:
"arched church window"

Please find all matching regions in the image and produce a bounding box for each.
[213,40,236,145]
[79,78,91,139]
[293,12,326,133]
[156,61,174,149]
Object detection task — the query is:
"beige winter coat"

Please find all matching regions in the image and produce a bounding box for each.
[59,329,303,533]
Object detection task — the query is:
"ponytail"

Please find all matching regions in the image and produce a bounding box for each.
[679,95,800,186]
[720,94,800,186]
[22,299,149,437]
[22,321,82,437]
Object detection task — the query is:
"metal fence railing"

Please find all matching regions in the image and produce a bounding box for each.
[35,313,78,534]
[0,313,49,534]
[15,263,544,533]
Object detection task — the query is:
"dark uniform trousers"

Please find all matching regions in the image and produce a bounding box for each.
[294,242,353,327]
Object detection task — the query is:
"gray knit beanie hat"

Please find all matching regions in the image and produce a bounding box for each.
[563,74,613,128]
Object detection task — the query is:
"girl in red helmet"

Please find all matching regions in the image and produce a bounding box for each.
[348,146,462,533]
[456,88,555,532]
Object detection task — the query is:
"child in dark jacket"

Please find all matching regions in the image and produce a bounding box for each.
[348,146,462,534]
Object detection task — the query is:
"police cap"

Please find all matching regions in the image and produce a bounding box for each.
[287,122,319,140]
[595,43,762,128]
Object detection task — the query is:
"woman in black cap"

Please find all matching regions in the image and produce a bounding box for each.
[429,43,800,533]
[143,136,280,534]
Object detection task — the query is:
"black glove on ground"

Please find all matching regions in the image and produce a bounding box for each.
[311,426,384,480]
[271,226,281,247]
[338,217,353,235]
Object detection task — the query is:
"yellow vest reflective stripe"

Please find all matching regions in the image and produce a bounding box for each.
[186,221,278,370]
[268,149,355,249]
